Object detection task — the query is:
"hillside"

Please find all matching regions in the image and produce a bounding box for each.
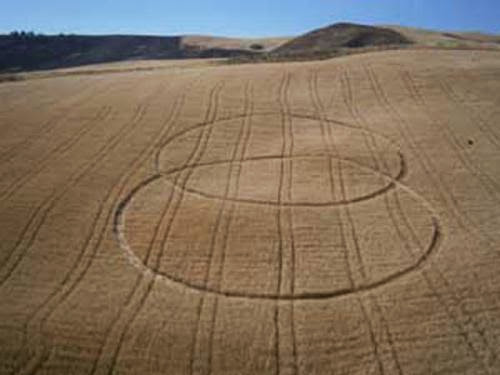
[0,34,256,73]
[273,22,412,56]
[2,23,500,73]
[385,25,500,48]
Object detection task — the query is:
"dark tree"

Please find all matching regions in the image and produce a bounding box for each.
[250,43,264,51]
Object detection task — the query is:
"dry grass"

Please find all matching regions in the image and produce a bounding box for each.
[1,49,500,375]
[0,59,218,83]
[385,25,500,49]
[181,35,291,52]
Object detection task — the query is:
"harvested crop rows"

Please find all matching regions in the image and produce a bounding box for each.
[1,50,500,375]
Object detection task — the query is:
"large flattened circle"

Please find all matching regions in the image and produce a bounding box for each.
[117,174,439,299]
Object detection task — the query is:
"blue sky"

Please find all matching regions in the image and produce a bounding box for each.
[1,0,499,37]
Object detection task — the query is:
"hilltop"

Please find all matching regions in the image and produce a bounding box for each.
[272,22,412,57]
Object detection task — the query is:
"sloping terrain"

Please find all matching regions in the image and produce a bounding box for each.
[386,25,500,49]
[1,49,500,375]
[0,34,255,73]
[3,23,500,73]
[273,22,412,56]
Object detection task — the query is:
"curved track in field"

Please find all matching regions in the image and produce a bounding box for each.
[114,111,442,301]
[2,50,500,375]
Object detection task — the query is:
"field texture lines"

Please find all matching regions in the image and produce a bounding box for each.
[1,50,500,375]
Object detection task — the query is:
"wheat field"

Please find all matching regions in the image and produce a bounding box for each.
[1,49,500,375]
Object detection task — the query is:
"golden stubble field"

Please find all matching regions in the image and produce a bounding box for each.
[1,49,500,375]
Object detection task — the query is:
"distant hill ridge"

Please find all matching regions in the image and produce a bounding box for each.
[273,22,412,56]
[2,22,499,73]
[0,34,256,72]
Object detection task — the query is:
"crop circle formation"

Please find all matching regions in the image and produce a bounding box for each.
[115,113,440,300]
